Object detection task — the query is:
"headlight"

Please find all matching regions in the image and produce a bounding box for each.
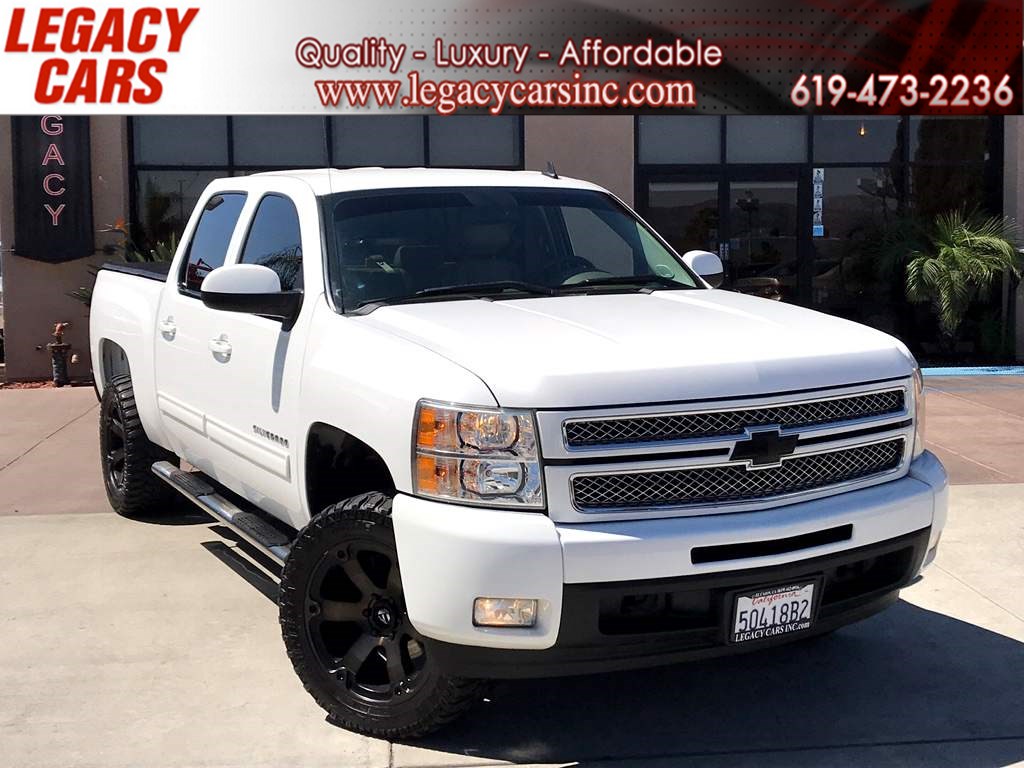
[912,365,926,459]
[414,401,545,508]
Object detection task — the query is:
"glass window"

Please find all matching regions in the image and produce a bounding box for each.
[133,117,228,165]
[727,116,807,163]
[910,117,989,164]
[813,117,900,164]
[811,167,900,330]
[239,195,303,290]
[180,193,247,292]
[910,163,986,219]
[323,187,696,309]
[562,206,634,274]
[332,116,425,166]
[638,116,720,164]
[727,181,799,301]
[644,181,719,255]
[233,116,327,167]
[427,116,521,167]
[134,169,222,248]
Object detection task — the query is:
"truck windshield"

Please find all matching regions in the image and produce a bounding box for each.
[322,186,700,310]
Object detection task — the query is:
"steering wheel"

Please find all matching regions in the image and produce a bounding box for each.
[550,255,603,284]
[561,270,614,285]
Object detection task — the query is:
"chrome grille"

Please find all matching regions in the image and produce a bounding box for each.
[571,439,904,511]
[564,389,905,448]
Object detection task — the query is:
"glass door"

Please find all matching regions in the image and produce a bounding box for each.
[725,177,801,302]
[639,167,812,305]
[642,179,721,256]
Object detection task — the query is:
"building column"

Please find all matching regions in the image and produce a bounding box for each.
[524,116,635,206]
[0,116,129,382]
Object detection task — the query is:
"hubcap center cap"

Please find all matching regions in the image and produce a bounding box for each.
[368,597,399,635]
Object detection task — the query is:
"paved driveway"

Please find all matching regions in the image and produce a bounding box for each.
[0,383,1022,768]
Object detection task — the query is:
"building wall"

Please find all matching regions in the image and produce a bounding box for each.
[524,115,635,206]
[0,117,128,382]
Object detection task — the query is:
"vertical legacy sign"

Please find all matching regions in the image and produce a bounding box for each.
[12,115,93,262]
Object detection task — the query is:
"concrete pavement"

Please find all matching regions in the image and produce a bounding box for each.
[0,384,1022,767]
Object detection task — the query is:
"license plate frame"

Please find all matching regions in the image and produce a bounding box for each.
[726,577,823,645]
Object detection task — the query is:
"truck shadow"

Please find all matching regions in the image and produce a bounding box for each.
[412,601,1024,767]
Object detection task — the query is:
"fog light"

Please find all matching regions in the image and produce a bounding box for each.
[473,597,538,627]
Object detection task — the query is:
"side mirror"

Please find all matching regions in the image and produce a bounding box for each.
[682,250,724,288]
[200,264,302,331]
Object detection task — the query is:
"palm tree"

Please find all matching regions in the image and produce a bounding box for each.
[905,209,1021,346]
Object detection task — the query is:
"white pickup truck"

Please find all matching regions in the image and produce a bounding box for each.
[90,168,947,738]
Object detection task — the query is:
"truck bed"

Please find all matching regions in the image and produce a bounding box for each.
[100,261,172,281]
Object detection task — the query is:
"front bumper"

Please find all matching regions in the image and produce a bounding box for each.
[429,527,929,678]
[391,451,947,667]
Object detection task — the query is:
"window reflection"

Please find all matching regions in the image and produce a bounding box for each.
[645,182,719,255]
[728,182,798,301]
[134,170,221,249]
[812,167,900,332]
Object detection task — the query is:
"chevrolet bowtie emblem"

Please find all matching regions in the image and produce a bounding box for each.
[730,428,799,469]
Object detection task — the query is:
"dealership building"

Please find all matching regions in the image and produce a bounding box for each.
[0,114,1021,382]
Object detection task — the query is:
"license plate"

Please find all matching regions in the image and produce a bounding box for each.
[730,581,816,644]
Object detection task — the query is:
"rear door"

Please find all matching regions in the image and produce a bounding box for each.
[154,189,248,476]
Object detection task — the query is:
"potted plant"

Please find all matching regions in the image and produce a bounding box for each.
[905,209,1021,356]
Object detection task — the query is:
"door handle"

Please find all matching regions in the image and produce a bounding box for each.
[208,335,232,360]
[158,317,177,340]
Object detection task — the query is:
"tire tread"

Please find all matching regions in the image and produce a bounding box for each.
[101,374,177,517]
[279,492,487,739]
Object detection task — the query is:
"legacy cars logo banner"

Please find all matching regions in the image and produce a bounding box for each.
[0,0,1020,114]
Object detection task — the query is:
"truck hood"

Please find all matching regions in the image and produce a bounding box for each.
[358,290,915,408]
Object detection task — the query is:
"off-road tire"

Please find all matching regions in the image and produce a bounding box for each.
[99,374,177,517]
[279,492,487,739]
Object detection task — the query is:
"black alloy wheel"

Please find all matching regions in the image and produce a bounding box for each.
[98,374,177,517]
[279,492,486,738]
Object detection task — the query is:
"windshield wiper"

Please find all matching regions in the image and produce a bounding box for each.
[558,274,694,291]
[412,281,557,299]
[352,280,557,312]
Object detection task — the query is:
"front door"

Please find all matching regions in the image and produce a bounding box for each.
[153,183,311,528]
[638,167,812,305]
[196,189,310,528]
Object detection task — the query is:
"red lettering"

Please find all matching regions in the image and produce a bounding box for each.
[64,59,97,103]
[128,8,160,53]
[101,59,134,103]
[43,173,65,196]
[166,8,199,52]
[35,59,67,103]
[40,115,63,136]
[33,8,61,52]
[61,7,94,52]
[41,142,65,166]
[90,8,124,52]
[4,8,29,52]
[135,58,166,104]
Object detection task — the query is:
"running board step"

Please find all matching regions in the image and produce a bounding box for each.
[152,461,293,564]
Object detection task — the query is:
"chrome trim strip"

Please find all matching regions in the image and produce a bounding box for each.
[561,387,907,451]
[536,379,914,461]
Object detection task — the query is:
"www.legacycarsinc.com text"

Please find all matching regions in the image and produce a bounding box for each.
[296,36,720,114]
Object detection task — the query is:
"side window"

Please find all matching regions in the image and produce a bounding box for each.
[180,193,247,292]
[239,195,304,291]
[561,206,634,275]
